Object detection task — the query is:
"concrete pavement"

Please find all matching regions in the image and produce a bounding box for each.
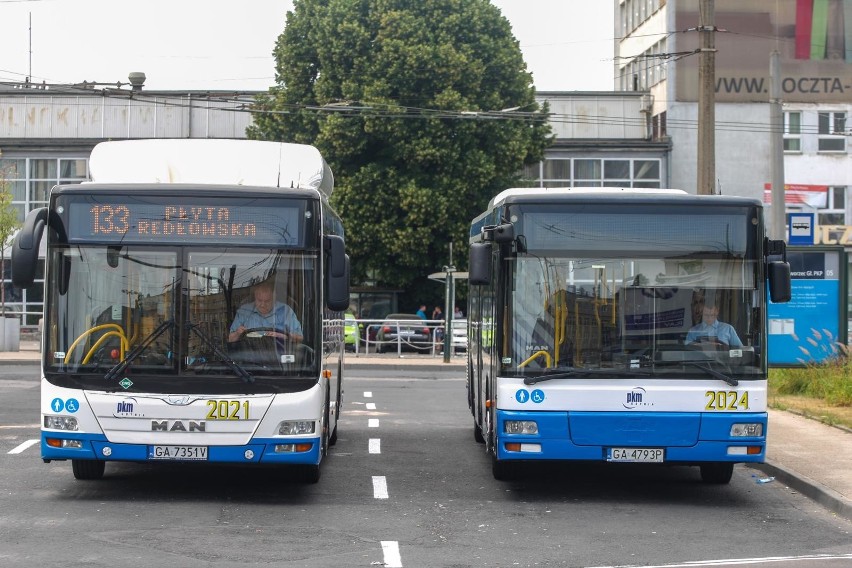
[2,341,849,520]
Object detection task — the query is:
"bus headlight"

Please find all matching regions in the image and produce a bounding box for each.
[730,423,763,437]
[504,420,538,435]
[277,421,316,435]
[44,415,79,431]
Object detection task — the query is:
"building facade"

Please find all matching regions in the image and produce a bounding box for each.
[0,85,255,326]
[616,0,852,323]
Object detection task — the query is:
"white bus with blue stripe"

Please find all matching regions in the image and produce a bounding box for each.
[466,188,791,483]
[12,140,349,482]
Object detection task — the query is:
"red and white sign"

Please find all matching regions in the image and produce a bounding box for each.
[763,183,828,207]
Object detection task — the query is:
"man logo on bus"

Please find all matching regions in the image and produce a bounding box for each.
[623,387,653,409]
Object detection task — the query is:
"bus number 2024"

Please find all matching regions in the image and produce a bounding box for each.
[705,390,749,411]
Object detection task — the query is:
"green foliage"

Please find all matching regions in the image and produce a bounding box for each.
[770,331,852,407]
[248,0,551,308]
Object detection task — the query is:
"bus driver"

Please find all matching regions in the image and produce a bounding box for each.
[228,280,303,343]
[685,301,742,347]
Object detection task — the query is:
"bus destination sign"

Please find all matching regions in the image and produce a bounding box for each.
[67,202,302,246]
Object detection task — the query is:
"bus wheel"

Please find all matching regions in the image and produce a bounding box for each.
[473,420,485,444]
[491,455,519,481]
[299,464,321,484]
[700,462,734,484]
[72,459,105,480]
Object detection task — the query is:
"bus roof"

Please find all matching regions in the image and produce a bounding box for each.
[488,187,688,209]
[88,139,334,197]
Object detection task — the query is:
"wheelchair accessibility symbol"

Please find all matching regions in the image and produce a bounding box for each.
[515,389,545,404]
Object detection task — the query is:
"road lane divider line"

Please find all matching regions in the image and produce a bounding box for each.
[369,438,381,454]
[364,391,373,398]
[366,402,376,410]
[8,439,39,454]
[372,475,389,499]
[368,418,380,428]
[380,541,402,567]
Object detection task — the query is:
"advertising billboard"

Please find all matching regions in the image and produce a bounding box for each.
[675,0,852,103]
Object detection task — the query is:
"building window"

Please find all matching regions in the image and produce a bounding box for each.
[603,160,631,187]
[1,156,89,327]
[818,112,846,152]
[784,111,802,152]
[816,186,847,226]
[574,160,602,186]
[633,160,661,188]
[535,158,662,189]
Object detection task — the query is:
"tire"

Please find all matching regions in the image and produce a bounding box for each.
[700,462,734,484]
[492,454,519,481]
[300,464,321,484]
[321,388,331,458]
[473,420,485,444]
[329,361,342,447]
[72,459,105,480]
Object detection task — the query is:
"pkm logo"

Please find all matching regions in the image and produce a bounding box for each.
[623,387,652,409]
[114,398,142,417]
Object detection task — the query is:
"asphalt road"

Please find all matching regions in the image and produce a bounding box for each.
[1,363,850,567]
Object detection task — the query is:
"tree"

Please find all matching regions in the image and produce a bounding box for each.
[0,172,22,312]
[249,0,551,307]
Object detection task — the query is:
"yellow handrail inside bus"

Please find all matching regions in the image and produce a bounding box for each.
[64,324,128,364]
[519,350,552,368]
[82,331,128,364]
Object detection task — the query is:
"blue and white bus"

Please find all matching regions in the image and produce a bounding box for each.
[12,139,349,482]
[466,188,791,483]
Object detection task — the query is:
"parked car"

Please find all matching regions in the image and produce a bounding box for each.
[344,312,359,351]
[450,319,468,353]
[375,313,432,353]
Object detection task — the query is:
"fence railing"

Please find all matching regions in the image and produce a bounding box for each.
[344,317,466,357]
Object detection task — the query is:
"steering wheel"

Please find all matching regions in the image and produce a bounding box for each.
[687,336,729,351]
[238,327,294,341]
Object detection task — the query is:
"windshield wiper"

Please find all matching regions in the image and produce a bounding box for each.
[104,319,174,381]
[187,323,254,384]
[522,368,651,385]
[655,360,738,387]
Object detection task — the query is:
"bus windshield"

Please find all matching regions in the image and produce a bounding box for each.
[505,254,762,379]
[46,245,318,392]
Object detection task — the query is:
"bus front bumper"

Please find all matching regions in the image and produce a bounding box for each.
[495,410,767,463]
[41,432,322,465]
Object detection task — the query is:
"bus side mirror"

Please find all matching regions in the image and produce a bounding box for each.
[11,207,48,289]
[469,242,492,285]
[768,261,792,303]
[325,235,349,312]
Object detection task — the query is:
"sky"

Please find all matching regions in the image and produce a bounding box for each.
[0,0,614,92]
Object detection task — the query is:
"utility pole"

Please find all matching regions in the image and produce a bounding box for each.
[769,51,786,240]
[697,0,716,195]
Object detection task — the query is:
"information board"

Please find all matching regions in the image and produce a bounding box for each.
[767,247,847,366]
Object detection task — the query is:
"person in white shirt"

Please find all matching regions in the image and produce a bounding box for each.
[686,302,742,347]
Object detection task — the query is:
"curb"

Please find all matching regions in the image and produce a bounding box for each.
[747,461,852,521]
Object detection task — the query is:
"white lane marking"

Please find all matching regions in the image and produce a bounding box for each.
[369,438,381,454]
[372,475,389,499]
[366,402,376,410]
[8,439,39,454]
[589,553,852,568]
[0,425,41,430]
[364,391,373,397]
[368,418,380,428]
[381,541,402,567]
